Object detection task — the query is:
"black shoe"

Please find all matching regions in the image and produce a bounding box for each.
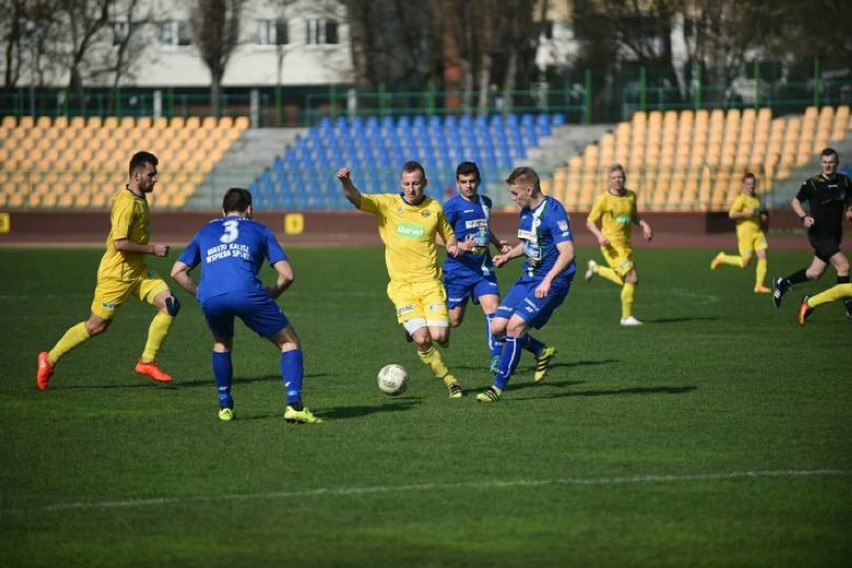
[404,330,413,343]
[772,277,789,308]
[844,298,852,320]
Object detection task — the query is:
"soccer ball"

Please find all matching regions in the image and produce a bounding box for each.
[377,364,409,396]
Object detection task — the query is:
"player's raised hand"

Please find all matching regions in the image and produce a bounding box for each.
[336,167,351,182]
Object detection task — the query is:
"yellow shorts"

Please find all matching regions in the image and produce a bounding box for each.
[387,279,449,326]
[601,244,634,278]
[91,272,170,320]
[737,230,768,258]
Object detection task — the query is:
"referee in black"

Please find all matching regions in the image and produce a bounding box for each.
[773,147,852,318]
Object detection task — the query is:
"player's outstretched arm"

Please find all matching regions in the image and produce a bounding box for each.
[336,167,362,208]
[267,260,295,298]
[585,217,608,247]
[170,261,197,297]
[115,238,170,257]
[493,243,524,267]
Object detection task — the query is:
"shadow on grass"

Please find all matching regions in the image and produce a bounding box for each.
[518,385,697,400]
[643,317,719,324]
[454,358,620,376]
[319,400,420,419]
[62,372,332,390]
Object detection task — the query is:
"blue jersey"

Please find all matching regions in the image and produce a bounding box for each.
[516,195,575,282]
[177,216,288,304]
[443,193,495,276]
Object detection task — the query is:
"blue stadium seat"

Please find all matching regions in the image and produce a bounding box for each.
[252,111,557,211]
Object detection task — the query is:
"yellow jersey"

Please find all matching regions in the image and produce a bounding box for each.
[360,193,454,283]
[97,188,151,282]
[728,193,762,235]
[587,189,639,247]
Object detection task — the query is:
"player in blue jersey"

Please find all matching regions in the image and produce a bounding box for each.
[170,188,321,424]
[476,167,576,403]
[442,162,511,374]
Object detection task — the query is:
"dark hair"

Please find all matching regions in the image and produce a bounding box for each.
[129,151,158,177]
[401,160,426,177]
[821,147,839,160]
[743,172,756,182]
[456,161,481,181]
[505,166,540,191]
[222,187,252,213]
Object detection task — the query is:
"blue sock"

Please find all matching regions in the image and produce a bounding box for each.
[212,351,233,409]
[520,333,545,356]
[281,349,304,405]
[494,337,523,391]
[486,314,504,357]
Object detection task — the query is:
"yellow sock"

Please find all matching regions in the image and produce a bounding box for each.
[755,257,767,288]
[417,345,450,381]
[720,253,745,268]
[48,322,91,364]
[621,283,636,319]
[596,266,624,285]
[809,283,852,307]
[140,312,175,363]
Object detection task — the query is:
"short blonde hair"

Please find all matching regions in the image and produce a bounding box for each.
[505,166,540,192]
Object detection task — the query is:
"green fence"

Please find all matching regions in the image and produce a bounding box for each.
[2,60,850,126]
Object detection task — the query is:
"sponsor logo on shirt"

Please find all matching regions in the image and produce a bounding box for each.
[397,223,426,239]
[616,213,632,225]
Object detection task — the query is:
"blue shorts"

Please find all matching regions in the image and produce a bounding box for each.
[444,269,500,309]
[495,276,572,329]
[201,291,289,339]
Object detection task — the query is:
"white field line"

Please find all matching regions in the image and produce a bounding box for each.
[5,469,849,515]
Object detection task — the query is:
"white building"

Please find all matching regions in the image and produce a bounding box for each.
[8,0,355,88]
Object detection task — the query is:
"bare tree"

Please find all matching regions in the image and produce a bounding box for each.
[189,0,245,117]
[107,0,150,97]
[44,0,112,111]
[0,0,26,89]
[1,0,57,92]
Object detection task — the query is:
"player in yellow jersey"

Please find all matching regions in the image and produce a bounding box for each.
[36,151,180,390]
[798,282,852,325]
[709,172,770,293]
[336,161,473,398]
[585,163,653,326]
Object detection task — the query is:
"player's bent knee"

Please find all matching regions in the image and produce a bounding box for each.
[86,319,110,337]
[165,295,181,317]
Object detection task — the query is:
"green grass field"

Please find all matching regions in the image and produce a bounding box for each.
[1,246,850,567]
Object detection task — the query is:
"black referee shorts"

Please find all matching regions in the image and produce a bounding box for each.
[808,233,842,262]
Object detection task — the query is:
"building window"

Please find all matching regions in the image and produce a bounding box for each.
[306,19,338,45]
[257,19,288,45]
[111,21,142,47]
[161,20,192,47]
